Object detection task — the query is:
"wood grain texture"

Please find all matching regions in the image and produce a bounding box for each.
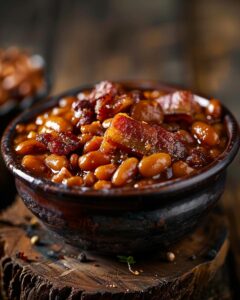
[222,180,240,293]
[0,198,229,299]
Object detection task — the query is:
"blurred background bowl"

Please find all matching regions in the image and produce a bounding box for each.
[0,51,50,210]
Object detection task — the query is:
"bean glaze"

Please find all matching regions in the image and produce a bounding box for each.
[14,81,228,190]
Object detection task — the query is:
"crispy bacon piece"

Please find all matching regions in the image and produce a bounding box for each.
[89,81,121,101]
[73,81,124,125]
[72,99,94,126]
[186,146,212,168]
[156,91,201,123]
[95,94,133,121]
[37,131,80,155]
[92,81,133,121]
[103,113,187,159]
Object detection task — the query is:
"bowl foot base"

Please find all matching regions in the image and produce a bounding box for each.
[0,197,230,300]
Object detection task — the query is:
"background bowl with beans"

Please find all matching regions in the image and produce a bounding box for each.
[0,47,50,208]
[1,80,239,254]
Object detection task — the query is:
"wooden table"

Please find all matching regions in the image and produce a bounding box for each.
[0,0,239,298]
[0,198,231,299]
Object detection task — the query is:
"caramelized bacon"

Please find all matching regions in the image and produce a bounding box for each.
[104,113,187,159]
[186,147,212,168]
[73,81,124,124]
[156,91,201,122]
[72,99,94,126]
[89,81,121,101]
[37,131,80,155]
[15,80,227,189]
[95,94,133,121]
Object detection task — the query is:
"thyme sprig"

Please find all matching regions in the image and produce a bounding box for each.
[118,256,140,275]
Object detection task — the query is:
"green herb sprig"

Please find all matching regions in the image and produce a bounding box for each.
[118,256,139,275]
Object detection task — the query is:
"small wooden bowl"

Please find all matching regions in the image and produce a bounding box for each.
[0,55,51,209]
[1,81,239,254]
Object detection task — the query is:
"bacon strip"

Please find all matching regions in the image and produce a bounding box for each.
[156,91,201,122]
[37,132,80,155]
[104,113,187,159]
[95,94,133,121]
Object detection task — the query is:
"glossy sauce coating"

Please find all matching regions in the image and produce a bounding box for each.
[14,81,228,190]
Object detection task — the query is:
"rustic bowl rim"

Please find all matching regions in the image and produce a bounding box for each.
[1,80,239,199]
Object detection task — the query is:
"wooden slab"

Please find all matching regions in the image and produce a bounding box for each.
[0,198,229,300]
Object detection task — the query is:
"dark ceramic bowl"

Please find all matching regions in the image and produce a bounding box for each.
[1,81,239,254]
[0,54,51,209]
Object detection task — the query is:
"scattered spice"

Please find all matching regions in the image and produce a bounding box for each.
[30,235,40,245]
[46,250,64,260]
[107,284,117,288]
[77,252,87,262]
[24,215,31,222]
[16,251,29,262]
[206,249,217,260]
[30,217,39,227]
[166,251,175,262]
[25,226,34,237]
[47,250,58,259]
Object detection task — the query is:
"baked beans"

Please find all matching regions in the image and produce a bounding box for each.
[14,81,228,189]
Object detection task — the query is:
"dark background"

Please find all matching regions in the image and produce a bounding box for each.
[0,1,239,183]
[0,0,240,293]
[0,0,240,119]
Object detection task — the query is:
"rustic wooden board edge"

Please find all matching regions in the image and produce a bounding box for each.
[0,199,230,300]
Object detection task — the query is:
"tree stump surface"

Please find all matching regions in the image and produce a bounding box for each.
[0,198,229,300]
